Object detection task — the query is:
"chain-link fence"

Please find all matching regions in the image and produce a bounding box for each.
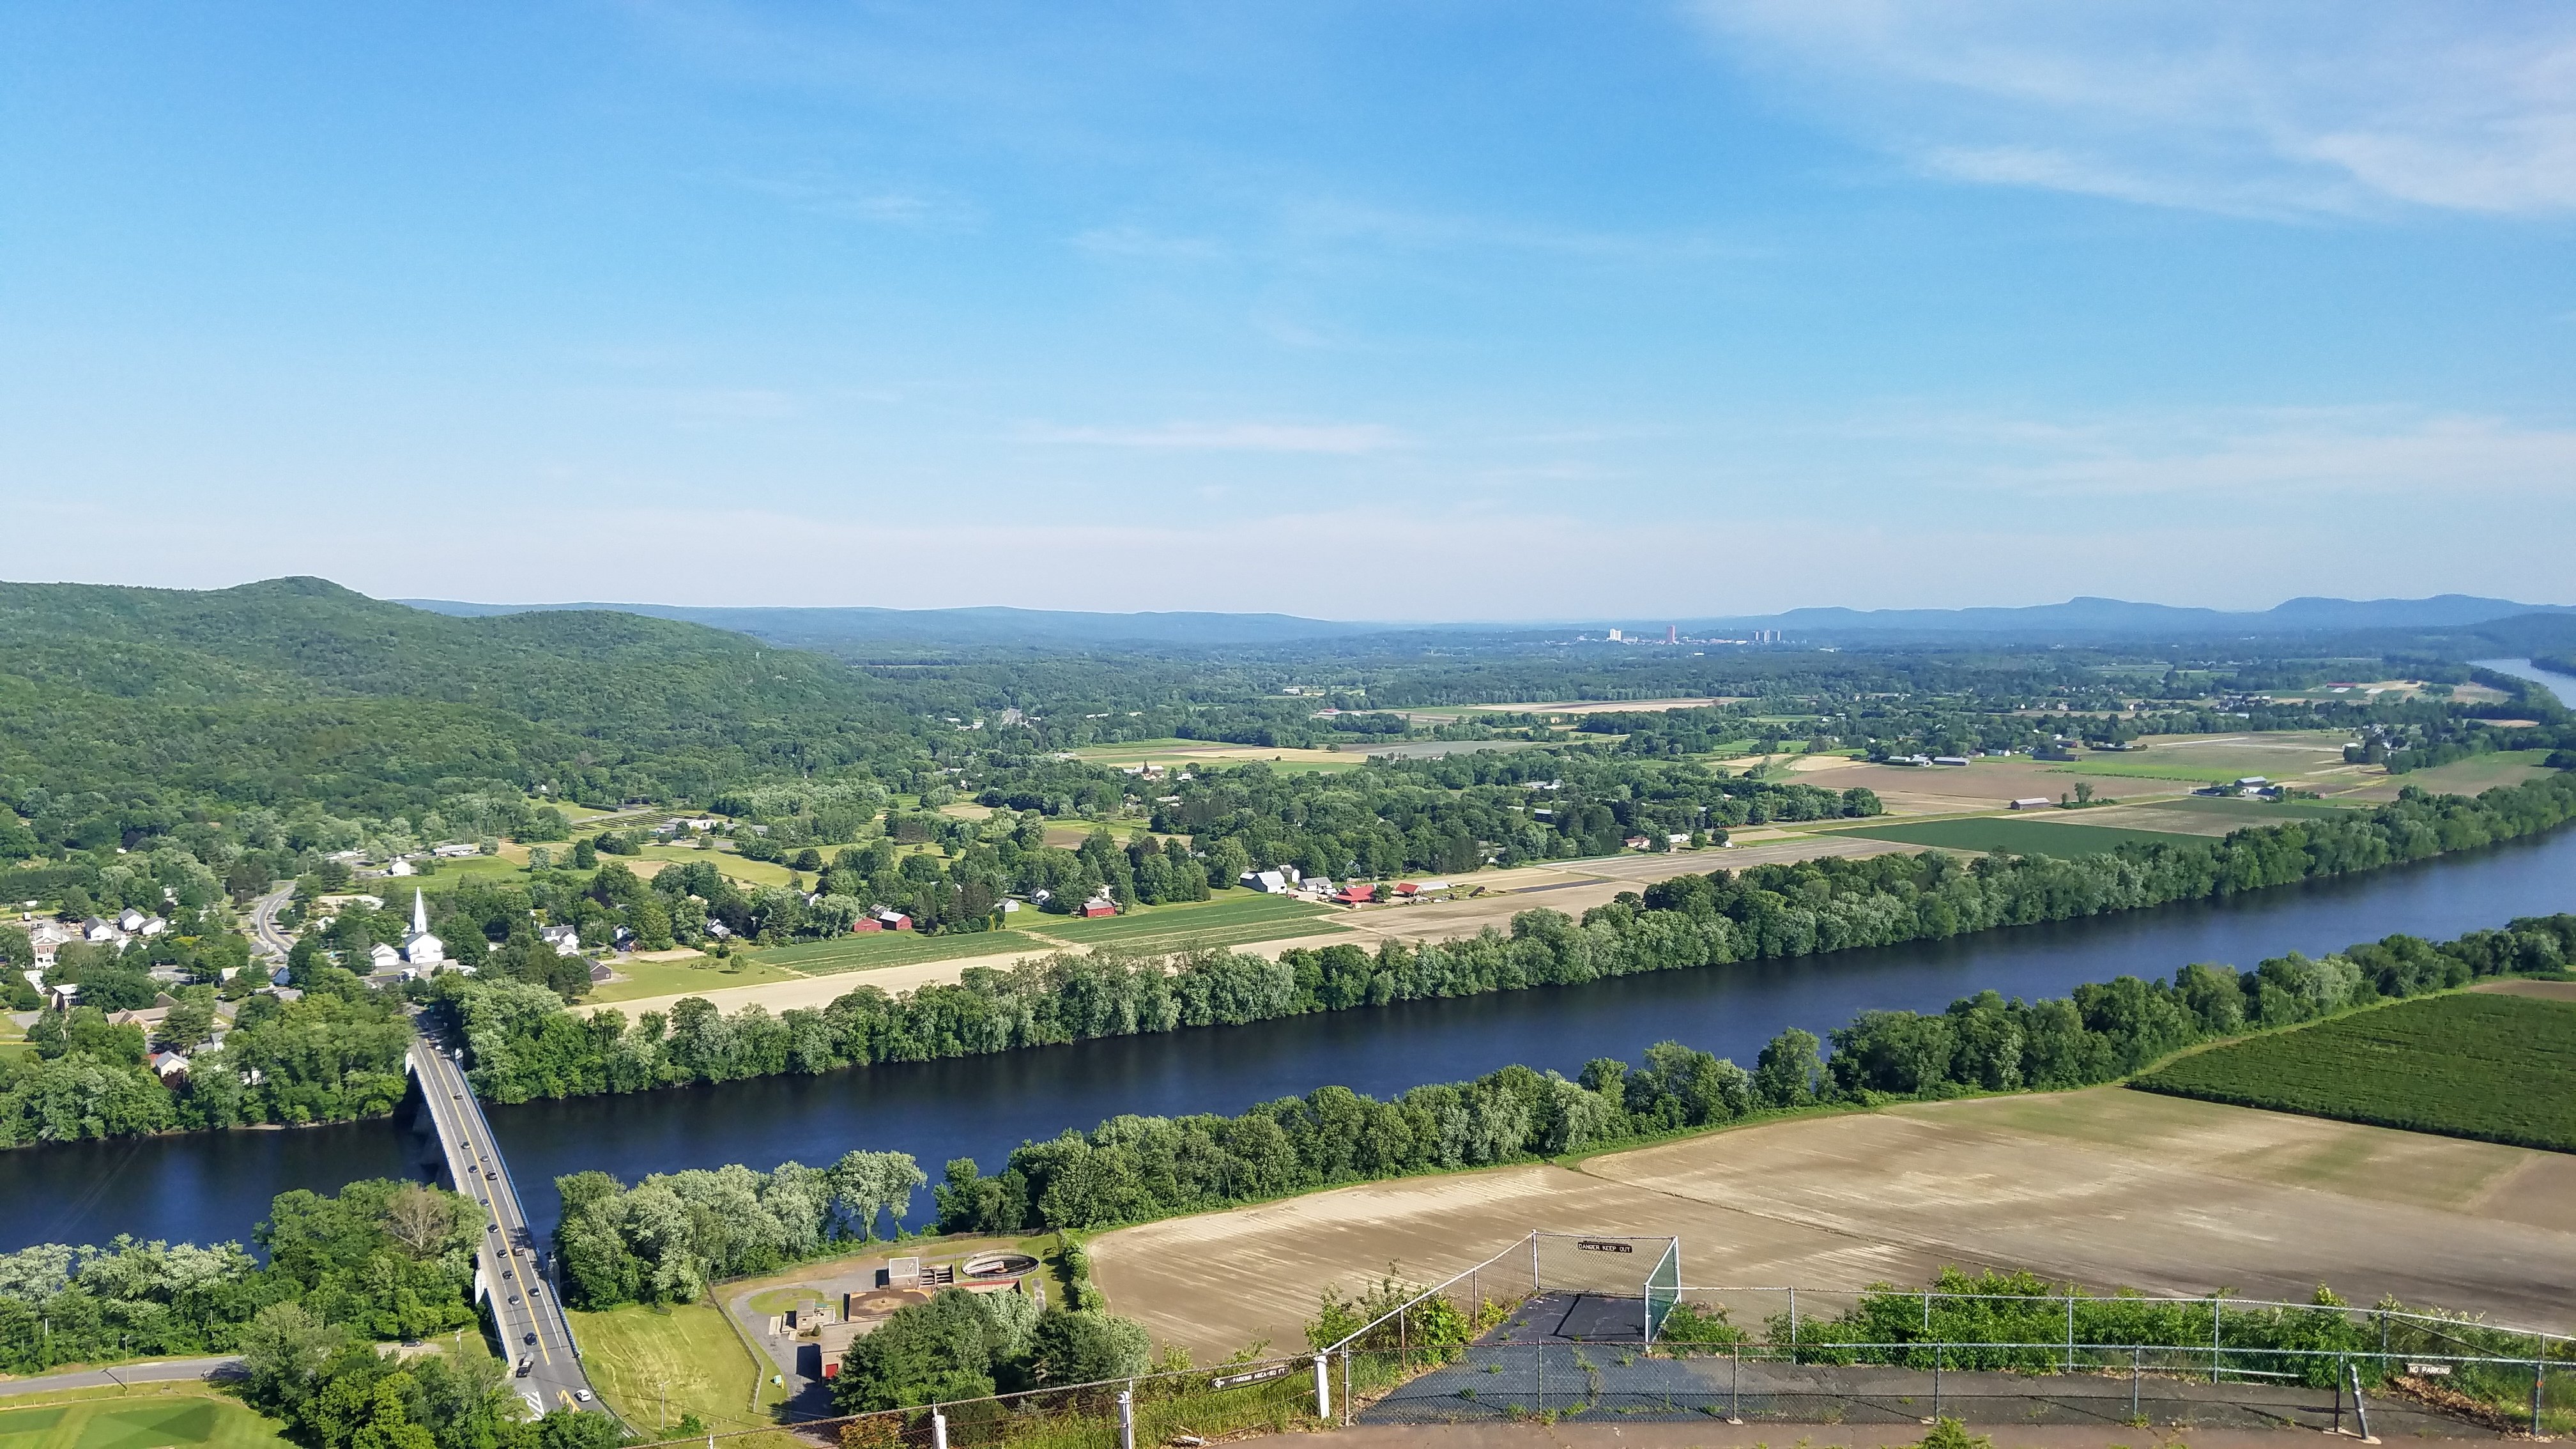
[1356,1338,2559,1435]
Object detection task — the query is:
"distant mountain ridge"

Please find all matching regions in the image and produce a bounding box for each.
[1667,594,2576,637]
[402,592,2574,647]
[399,599,1372,647]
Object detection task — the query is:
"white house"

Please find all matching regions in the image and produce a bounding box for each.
[539,924,581,956]
[386,859,417,877]
[401,889,445,968]
[367,942,402,972]
[1241,870,1290,894]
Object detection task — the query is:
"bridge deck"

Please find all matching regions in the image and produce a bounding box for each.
[408,1034,604,1420]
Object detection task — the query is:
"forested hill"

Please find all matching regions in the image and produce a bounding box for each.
[0,576,921,824]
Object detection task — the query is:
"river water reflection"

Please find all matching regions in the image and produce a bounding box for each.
[6,801,2575,1254]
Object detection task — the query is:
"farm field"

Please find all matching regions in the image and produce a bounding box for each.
[0,1393,288,1449]
[1068,738,1367,772]
[1089,1087,2576,1361]
[570,1300,793,1441]
[1024,892,1346,952]
[1782,755,2189,816]
[2133,993,2576,1152]
[755,928,1052,976]
[2135,795,2363,822]
[587,953,801,1004]
[2049,731,2357,784]
[1827,815,2196,856]
[2339,749,2559,802]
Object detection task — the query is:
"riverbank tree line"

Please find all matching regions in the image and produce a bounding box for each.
[0,1177,479,1373]
[435,774,2576,1107]
[924,912,2576,1236]
[551,1149,927,1308]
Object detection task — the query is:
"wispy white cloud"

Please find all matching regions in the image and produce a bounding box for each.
[730,172,979,229]
[1692,1,2576,216]
[1022,420,1405,454]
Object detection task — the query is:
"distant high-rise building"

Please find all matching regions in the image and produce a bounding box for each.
[1607,627,1623,641]
[1665,624,1678,644]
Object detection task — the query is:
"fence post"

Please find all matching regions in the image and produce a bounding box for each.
[1342,1347,1351,1428]
[1117,1388,1134,1449]
[1312,1353,1331,1422]
[1531,1232,1540,1292]
[2212,1298,2222,1384]
[2067,1294,2076,1372]
[1788,1287,1798,1363]
[2350,1361,2372,1443]
[1399,1305,1409,1371]
[2534,1360,2545,1439]
[2334,1354,2345,1438]
[1932,1342,1941,1422]
[1731,1345,1741,1423]
[1922,1291,1931,1337]
[2131,1347,2141,1423]
[1472,1268,1480,1324]
[930,1407,948,1449]
[2379,1310,2388,1361]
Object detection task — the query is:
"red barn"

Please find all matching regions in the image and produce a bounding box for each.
[1078,900,1117,919]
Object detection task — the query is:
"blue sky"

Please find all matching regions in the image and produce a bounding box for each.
[3,2,2572,617]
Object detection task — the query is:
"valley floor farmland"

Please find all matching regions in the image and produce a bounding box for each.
[1087,1088,2576,1361]
[2134,989,2576,1151]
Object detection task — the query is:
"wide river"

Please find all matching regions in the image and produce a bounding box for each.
[6,660,2572,1255]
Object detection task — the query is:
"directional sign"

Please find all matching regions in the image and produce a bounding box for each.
[1210,1363,1293,1390]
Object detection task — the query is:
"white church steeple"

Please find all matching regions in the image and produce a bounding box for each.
[402,888,445,968]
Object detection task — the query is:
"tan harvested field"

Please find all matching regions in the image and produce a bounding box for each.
[2481,978,2576,1002]
[2034,804,2244,838]
[1089,1088,2576,1360]
[1785,755,2191,816]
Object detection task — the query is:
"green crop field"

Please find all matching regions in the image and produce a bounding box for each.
[2133,993,2576,1152]
[1828,815,2197,856]
[1024,892,1346,952]
[0,1395,289,1449]
[756,929,1052,976]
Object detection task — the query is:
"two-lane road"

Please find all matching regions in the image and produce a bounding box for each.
[245,883,295,961]
[407,1037,602,1418]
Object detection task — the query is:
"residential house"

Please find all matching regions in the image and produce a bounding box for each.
[538,924,581,956]
[150,1051,190,1083]
[367,942,402,972]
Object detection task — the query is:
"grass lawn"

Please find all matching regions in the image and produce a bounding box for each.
[586,954,803,1004]
[1023,892,1346,952]
[2133,993,2576,1152]
[754,929,1052,976]
[1828,815,2202,856]
[0,1392,289,1449]
[396,855,530,893]
[569,1300,791,1441]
